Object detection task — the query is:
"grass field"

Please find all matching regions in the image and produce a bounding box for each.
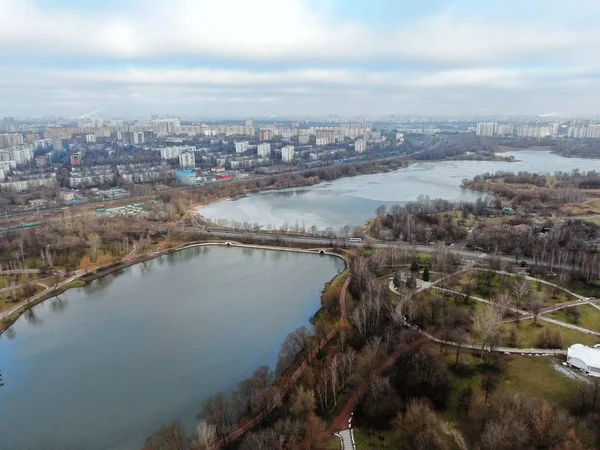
[548,304,600,333]
[500,319,600,349]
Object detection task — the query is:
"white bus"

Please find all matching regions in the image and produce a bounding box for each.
[348,237,362,243]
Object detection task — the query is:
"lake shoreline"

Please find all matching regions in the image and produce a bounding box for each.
[0,239,348,336]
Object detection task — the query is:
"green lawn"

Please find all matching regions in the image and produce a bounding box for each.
[502,355,582,409]
[548,304,600,333]
[500,319,600,349]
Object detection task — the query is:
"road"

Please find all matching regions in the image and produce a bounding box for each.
[193,228,546,267]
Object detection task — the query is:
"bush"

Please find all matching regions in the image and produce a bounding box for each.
[536,328,562,349]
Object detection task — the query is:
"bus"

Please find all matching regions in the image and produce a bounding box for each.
[348,237,362,243]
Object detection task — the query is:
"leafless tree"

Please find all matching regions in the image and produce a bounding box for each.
[472,304,503,360]
[511,275,531,325]
[196,421,217,450]
[529,298,544,324]
[146,421,188,450]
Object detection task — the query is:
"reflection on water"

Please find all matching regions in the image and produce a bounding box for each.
[201,151,600,229]
[0,246,344,450]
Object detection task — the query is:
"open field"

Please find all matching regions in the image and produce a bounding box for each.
[500,319,600,349]
[548,304,600,333]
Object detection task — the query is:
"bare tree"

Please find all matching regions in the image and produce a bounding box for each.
[529,298,544,324]
[87,232,101,262]
[472,304,502,361]
[146,421,188,450]
[196,421,217,450]
[511,275,531,325]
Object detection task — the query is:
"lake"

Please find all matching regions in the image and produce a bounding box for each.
[0,246,345,449]
[200,151,600,229]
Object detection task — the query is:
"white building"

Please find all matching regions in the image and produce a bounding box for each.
[85,134,97,143]
[159,146,195,160]
[235,141,249,154]
[179,151,196,168]
[298,135,310,145]
[316,137,328,146]
[281,145,295,163]
[567,344,600,376]
[496,125,514,136]
[354,139,367,153]
[257,143,271,158]
[395,133,405,144]
[476,122,497,136]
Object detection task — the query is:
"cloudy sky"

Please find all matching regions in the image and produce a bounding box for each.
[1,0,599,118]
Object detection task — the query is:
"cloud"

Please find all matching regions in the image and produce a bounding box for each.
[0,0,598,64]
[1,0,600,116]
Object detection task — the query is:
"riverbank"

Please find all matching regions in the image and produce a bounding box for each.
[0,237,348,335]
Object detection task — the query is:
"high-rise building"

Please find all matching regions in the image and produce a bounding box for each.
[316,137,327,146]
[235,141,249,154]
[496,125,514,136]
[476,122,497,136]
[85,134,96,143]
[259,129,274,141]
[281,145,294,162]
[298,135,310,145]
[245,119,253,127]
[257,143,271,158]
[354,139,367,153]
[179,152,195,168]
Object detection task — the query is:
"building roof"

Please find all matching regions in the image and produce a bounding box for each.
[568,344,600,367]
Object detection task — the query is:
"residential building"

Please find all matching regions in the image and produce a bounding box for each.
[298,135,310,145]
[0,173,57,191]
[475,122,497,136]
[159,145,195,160]
[85,134,97,143]
[496,125,514,136]
[0,133,23,148]
[235,141,249,154]
[179,151,196,168]
[245,119,253,127]
[395,133,405,144]
[259,129,274,140]
[354,139,367,153]
[257,143,271,158]
[70,152,82,167]
[316,137,328,146]
[35,155,48,167]
[282,145,295,163]
[316,129,336,144]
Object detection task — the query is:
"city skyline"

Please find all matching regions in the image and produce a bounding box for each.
[1,0,600,117]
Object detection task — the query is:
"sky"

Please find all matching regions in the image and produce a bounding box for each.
[1,0,600,118]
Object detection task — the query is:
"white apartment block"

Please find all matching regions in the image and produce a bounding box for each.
[257,143,271,158]
[179,151,196,168]
[496,125,514,136]
[281,145,295,163]
[354,139,367,153]
[395,133,405,144]
[0,173,57,191]
[0,144,34,165]
[235,141,249,154]
[475,122,497,136]
[85,134,97,143]
[160,146,195,160]
[316,137,328,146]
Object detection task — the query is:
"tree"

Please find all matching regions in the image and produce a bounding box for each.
[289,385,316,418]
[200,393,231,438]
[146,421,188,450]
[392,399,449,450]
[87,232,101,262]
[423,266,430,282]
[511,275,531,325]
[457,386,474,417]
[276,326,314,374]
[410,260,420,274]
[472,305,502,360]
[196,421,217,450]
[481,375,498,405]
[529,298,544,324]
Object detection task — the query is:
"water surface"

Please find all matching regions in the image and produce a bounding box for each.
[0,246,345,450]
[201,151,600,229]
